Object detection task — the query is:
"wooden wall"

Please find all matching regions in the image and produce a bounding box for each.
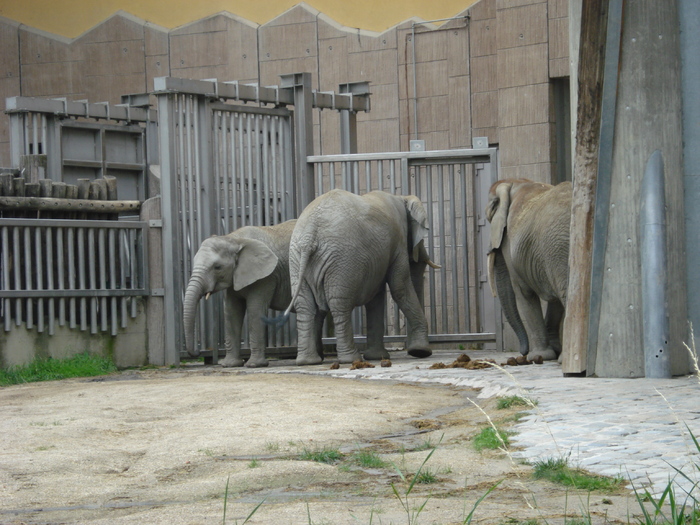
[0,0,570,179]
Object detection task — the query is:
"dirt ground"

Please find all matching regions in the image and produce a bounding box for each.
[0,358,642,525]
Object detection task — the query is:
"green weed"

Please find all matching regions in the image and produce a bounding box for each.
[532,457,623,491]
[497,395,537,410]
[473,426,511,451]
[349,449,388,469]
[299,446,344,464]
[0,352,117,386]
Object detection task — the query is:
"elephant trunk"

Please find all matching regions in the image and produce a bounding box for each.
[183,275,207,357]
[491,249,530,356]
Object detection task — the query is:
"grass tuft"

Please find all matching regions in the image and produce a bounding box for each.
[473,426,511,451]
[532,457,623,492]
[497,395,537,410]
[0,352,117,386]
[299,446,344,464]
[349,449,388,469]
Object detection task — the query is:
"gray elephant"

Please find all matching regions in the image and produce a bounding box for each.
[486,179,571,361]
[183,220,298,368]
[283,189,438,365]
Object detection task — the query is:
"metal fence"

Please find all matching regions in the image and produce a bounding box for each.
[308,147,499,344]
[0,218,149,335]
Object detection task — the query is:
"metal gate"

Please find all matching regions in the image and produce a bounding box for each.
[308,144,499,347]
[154,75,498,364]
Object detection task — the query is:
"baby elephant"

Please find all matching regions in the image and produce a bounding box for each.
[183,220,296,367]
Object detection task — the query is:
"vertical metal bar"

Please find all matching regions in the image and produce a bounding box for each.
[239,113,246,225]
[57,226,66,326]
[32,113,38,155]
[231,112,238,231]
[222,112,231,233]
[425,167,437,332]
[329,163,335,191]
[35,227,44,333]
[247,114,254,226]
[271,116,280,224]
[437,165,448,333]
[120,229,128,328]
[461,163,471,331]
[342,161,348,191]
[13,227,21,326]
[378,161,384,192]
[78,227,87,331]
[68,227,76,329]
[130,229,138,319]
[46,227,55,335]
[88,228,97,334]
[449,164,460,332]
[390,160,396,194]
[109,229,118,336]
[255,115,263,226]
[2,226,10,332]
[24,227,33,329]
[99,228,107,332]
[365,162,372,192]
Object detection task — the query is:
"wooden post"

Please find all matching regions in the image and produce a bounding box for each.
[562,0,609,375]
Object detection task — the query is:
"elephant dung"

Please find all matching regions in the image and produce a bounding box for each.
[380,359,392,367]
[350,360,375,370]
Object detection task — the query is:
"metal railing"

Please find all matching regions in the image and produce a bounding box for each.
[0,218,149,336]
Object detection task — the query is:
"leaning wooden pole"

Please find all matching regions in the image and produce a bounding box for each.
[562,0,609,375]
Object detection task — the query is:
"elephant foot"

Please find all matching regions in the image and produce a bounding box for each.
[407,347,432,358]
[245,357,269,368]
[363,347,390,361]
[530,348,559,361]
[219,355,245,367]
[338,350,363,364]
[296,353,324,366]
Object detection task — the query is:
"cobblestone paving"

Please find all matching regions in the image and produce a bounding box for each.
[253,349,700,497]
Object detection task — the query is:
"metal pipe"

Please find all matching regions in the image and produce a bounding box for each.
[640,150,671,378]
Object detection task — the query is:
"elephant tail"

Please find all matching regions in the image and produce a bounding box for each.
[262,238,315,327]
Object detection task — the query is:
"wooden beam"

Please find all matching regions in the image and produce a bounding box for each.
[0,197,141,214]
[562,0,609,375]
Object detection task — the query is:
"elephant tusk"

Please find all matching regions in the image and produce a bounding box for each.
[428,259,441,269]
[205,293,211,301]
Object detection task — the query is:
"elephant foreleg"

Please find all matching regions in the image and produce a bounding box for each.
[363,288,390,361]
[330,305,363,364]
[220,291,245,367]
[245,287,274,368]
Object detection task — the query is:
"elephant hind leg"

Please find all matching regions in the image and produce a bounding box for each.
[295,281,325,366]
[544,300,564,356]
[363,289,390,361]
[329,306,362,364]
[386,265,431,358]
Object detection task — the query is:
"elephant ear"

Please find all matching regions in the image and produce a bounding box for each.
[233,238,278,291]
[487,182,512,250]
[403,195,430,262]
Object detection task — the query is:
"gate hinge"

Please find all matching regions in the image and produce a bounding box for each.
[151,288,165,297]
[149,219,163,228]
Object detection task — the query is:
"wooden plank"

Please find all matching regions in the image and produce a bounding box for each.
[562,0,607,376]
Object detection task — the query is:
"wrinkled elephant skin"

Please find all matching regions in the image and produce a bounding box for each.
[288,190,436,365]
[486,179,571,361]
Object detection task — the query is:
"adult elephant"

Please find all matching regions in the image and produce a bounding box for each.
[485,179,572,361]
[183,220,306,368]
[283,189,438,365]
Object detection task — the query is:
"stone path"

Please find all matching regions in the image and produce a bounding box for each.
[251,349,700,497]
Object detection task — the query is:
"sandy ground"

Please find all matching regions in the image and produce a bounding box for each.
[0,357,644,525]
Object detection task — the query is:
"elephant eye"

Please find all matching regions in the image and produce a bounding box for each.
[213,264,222,270]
